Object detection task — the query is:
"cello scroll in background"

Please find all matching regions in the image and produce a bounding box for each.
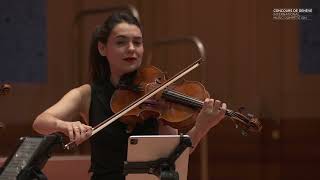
[0,84,11,130]
[0,84,11,96]
[0,122,5,129]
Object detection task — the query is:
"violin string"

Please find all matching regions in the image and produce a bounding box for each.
[164,89,203,108]
[165,89,242,119]
[165,91,201,108]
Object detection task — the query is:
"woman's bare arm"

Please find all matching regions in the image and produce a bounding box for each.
[33,84,92,144]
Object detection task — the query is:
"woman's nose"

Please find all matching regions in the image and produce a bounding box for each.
[128,42,135,51]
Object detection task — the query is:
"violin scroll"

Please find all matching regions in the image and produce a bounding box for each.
[225,108,262,135]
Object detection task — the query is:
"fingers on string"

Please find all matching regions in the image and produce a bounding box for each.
[220,103,227,116]
[213,100,222,110]
[203,98,214,113]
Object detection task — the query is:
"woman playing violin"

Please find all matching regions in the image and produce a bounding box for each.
[32,11,227,180]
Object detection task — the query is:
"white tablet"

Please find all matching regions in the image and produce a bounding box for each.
[125,135,191,180]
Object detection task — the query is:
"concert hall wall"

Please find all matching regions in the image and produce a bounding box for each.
[0,0,319,179]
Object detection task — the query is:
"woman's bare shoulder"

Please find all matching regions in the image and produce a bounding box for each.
[75,84,92,120]
[75,84,91,96]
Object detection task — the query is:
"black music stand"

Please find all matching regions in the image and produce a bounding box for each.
[0,134,63,180]
[124,134,192,180]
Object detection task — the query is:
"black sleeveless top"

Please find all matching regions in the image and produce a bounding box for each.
[89,79,159,180]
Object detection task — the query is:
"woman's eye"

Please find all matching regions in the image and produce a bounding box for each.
[116,41,126,45]
[133,41,142,46]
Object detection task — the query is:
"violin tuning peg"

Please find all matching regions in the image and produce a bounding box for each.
[163,72,168,78]
[241,130,248,136]
[247,113,254,118]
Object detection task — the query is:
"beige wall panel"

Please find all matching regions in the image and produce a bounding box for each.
[190,0,234,103]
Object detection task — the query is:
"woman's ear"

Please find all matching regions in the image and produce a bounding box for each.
[97,41,106,56]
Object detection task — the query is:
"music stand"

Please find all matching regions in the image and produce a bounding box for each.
[0,134,63,180]
[124,134,191,180]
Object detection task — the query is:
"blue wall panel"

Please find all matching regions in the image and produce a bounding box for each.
[300,1,320,74]
[0,1,47,83]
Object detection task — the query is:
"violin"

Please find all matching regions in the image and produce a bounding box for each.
[65,59,261,149]
[111,66,262,134]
